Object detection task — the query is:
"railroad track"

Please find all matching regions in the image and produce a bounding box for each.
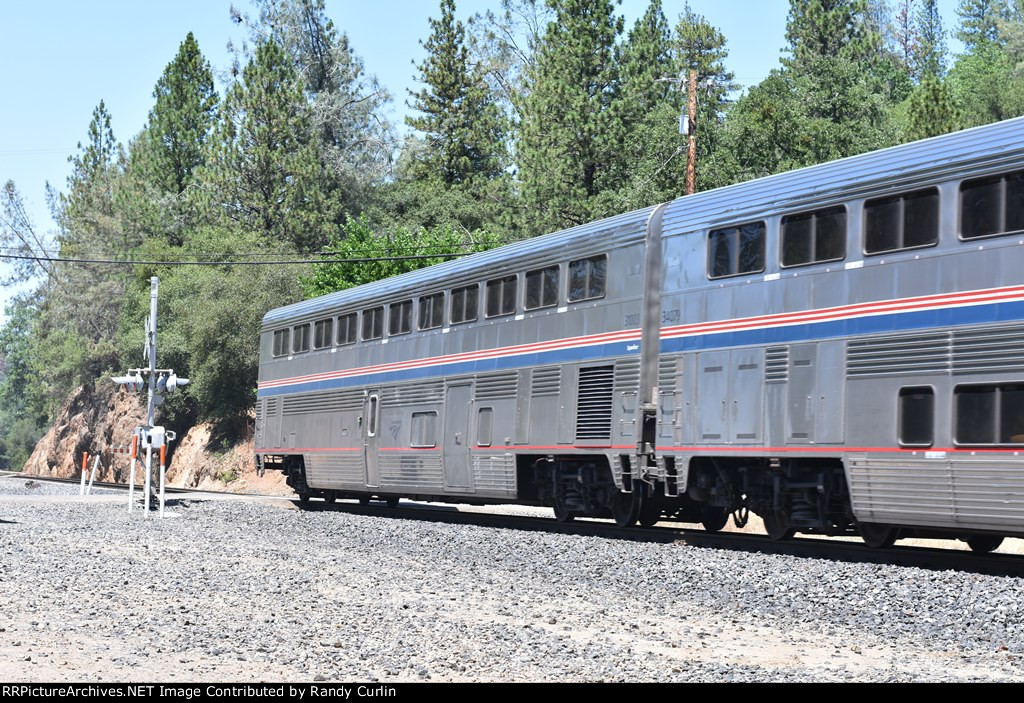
[7,472,1024,577]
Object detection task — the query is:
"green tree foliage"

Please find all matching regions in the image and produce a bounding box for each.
[408,0,506,187]
[517,0,623,233]
[142,33,218,196]
[906,74,962,138]
[0,295,49,469]
[720,0,902,181]
[302,216,502,297]
[200,39,340,252]
[233,0,394,215]
[915,0,948,79]
[957,0,1009,48]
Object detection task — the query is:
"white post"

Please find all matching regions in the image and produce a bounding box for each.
[143,444,153,518]
[128,434,138,513]
[159,444,167,518]
[86,454,100,496]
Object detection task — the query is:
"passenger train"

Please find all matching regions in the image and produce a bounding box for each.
[256,117,1024,551]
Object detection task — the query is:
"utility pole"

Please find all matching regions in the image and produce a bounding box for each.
[686,68,697,196]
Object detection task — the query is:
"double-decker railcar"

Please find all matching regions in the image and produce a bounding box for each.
[257,117,1024,551]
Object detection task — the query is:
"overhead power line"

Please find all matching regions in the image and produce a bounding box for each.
[0,251,473,267]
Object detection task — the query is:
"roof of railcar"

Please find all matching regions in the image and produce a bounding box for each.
[263,115,1024,328]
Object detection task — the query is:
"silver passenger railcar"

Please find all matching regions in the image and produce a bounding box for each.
[257,117,1024,550]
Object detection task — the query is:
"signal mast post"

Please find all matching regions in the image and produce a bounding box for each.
[111,276,187,518]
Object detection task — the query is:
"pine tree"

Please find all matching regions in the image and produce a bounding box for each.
[233,0,393,214]
[956,0,1009,48]
[141,32,218,196]
[517,0,623,233]
[201,40,339,252]
[906,75,961,138]
[407,0,506,187]
[915,0,947,79]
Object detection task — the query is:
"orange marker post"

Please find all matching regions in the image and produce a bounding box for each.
[79,452,89,495]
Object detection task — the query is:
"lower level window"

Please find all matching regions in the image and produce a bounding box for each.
[899,387,934,447]
[955,383,1024,445]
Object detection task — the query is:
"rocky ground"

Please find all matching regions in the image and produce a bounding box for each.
[1,477,1023,682]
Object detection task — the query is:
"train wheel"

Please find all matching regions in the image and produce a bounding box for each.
[637,501,661,528]
[966,535,1004,553]
[358,495,370,506]
[553,501,576,523]
[298,493,310,504]
[385,497,400,508]
[859,522,898,549]
[700,507,730,533]
[611,489,642,528]
[323,491,336,504]
[763,511,796,541]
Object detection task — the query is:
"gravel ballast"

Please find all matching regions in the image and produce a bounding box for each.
[1,477,1023,682]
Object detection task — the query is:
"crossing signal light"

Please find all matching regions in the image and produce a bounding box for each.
[111,373,144,392]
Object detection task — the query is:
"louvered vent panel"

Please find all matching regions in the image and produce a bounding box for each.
[953,325,1024,375]
[765,347,790,384]
[475,372,518,400]
[281,390,362,416]
[846,332,951,377]
[264,398,280,417]
[531,367,561,396]
[381,382,444,406]
[614,359,641,392]
[658,356,677,393]
[576,366,614,440]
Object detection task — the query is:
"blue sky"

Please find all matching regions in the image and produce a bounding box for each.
[0,0,961,272]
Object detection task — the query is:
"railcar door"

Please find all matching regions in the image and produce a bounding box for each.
[443,383,473,491]
[363,389,380,488]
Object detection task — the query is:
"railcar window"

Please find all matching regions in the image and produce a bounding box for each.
[525,265,560,310]
[486,275,517,317]
[708,222,765,279]
[292,324,310,354]
[389,300,413,336]
[337,313,357,345]
[419,293,444,330]
[864,187,938,254]
[272,328,290,357]
[450,284,479,325]
[477,407,493,447]
[313,318,333,350]
[568,255,607,301]
[955,384,1024,445]
[362,306,384,341]
[899,387,934,447]
[960,170,1024,239]
[410,412,438,448]
[781,206,846,267]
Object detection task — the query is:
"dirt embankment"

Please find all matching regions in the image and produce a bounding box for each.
[22,384,290,496]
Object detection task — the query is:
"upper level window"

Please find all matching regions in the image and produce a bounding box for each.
[292,324,310,354]
[419,293,444,330]
[362,306,384,341]
[960,170,1024,240]
[389,300,412,336]
[272,328,290,357]
[956,383,1024,446]
[486,275,517,318]
[708,222,765,279]
[451,284,479,325]
[864,187,938,254]
[525,265,559,310]
[313,318,333,350]
[337,313,357,345]
[781,206,846,267]
[568,255,607,301]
